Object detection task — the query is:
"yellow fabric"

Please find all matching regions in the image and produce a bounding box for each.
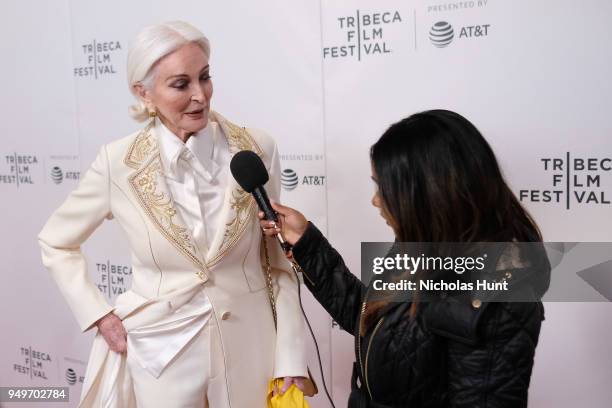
[267,379,311,408]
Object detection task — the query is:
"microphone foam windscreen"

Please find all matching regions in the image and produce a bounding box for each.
[230,150,269,193]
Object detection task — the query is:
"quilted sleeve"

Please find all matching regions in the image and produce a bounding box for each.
[292,222,366,334]
[445,301,544,408]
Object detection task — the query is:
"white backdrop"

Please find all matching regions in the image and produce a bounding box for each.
[1,1,611,407]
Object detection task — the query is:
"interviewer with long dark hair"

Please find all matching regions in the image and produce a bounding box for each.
[261,109,550,407]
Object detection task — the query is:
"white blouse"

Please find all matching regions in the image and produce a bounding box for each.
[156,119,231,255]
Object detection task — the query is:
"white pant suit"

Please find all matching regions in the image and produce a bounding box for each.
[38,111,307,407]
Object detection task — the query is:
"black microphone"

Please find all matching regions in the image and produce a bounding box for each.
[230,150,292,252]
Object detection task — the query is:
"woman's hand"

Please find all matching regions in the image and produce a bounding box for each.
[96,312,127,353]
[258,202,308,246]
[273,376,308,396]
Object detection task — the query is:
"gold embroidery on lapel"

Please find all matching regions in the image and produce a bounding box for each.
[206,116,262,267]
[226,188,254,238]
[125,113,264,269]
[224,120,263,154]
[128,156,206,273]
[208,188,256,267]
[124,121,156,169]
[125,123,207,275]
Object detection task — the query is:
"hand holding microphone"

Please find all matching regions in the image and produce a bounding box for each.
[258,202,308,247]
[230,150,308,253]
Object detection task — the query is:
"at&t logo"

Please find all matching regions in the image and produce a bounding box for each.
[429,21,454,48]
[281,169,299,191]
[49,165,79,184]
[429,21,491,48]
[66,368,77,385]
[281,169,326,191]
[51,166,63,184]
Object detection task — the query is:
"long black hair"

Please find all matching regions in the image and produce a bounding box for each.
[370,109,542,243]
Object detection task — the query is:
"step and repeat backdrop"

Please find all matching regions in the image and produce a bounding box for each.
[1,0,611,407]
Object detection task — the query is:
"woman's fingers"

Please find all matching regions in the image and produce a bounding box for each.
[279,377,293,395]
[97,313,128,353]
[258,202,308,245]
[277,376,306,395]
[259,203,297,224]
[270,201,292,216]
[109,332,127,353]
[259,219,281,236]
[110,328,127,353]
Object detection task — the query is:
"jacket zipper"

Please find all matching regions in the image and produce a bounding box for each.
[357,302,367,396]
[364,316,385,400]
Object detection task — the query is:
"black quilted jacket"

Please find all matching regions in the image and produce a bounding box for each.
[292,223,550,408]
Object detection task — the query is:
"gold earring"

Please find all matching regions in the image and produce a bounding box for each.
[147,109,157,128]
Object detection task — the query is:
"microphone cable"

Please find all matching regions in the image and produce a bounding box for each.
[289,260,336,408]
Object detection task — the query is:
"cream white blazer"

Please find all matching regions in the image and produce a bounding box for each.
[38,111,307,406]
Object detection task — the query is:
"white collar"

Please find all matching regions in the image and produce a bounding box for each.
[156,119,221,180]
[186,122,219,176]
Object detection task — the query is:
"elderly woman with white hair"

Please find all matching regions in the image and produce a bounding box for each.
[38,21,310,407]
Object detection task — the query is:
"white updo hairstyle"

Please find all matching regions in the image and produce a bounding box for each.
[127,21,211,122]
